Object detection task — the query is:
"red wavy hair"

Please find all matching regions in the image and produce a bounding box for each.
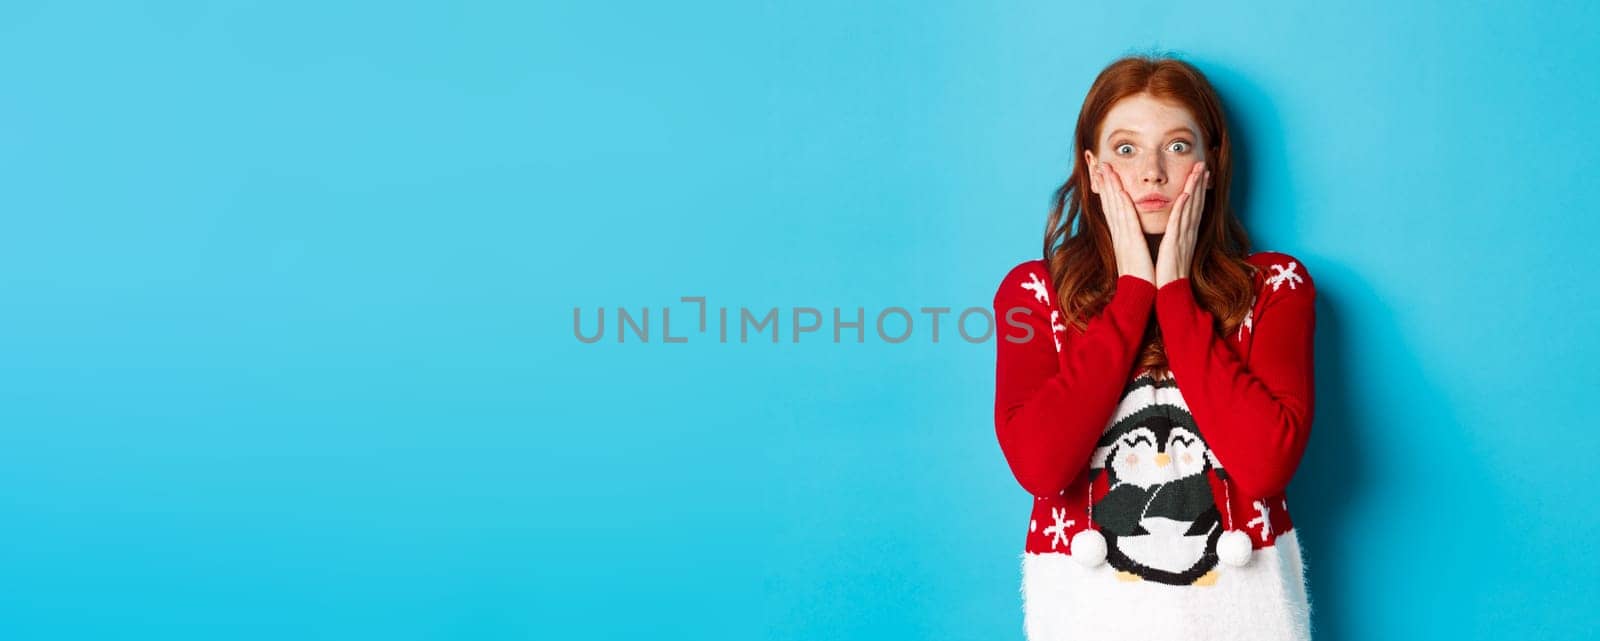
[1043,55,1258,379]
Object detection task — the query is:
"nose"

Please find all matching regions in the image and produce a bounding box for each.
[1154,452,1171,468]
[1138,154,1167,186]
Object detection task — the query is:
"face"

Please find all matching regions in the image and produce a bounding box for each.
[1085,92,1212,235]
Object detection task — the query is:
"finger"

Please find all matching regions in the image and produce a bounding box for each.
[1098,163,1114,208]
[1096,165,1125,239]
[1157,201,1179,281]
[1166,192,1186,238]
[1178,171,1195,232]
[1174,191,1192,237]
[1104,163,1120,198]
[1176,164,1200,232]
[1107,164,1145,249]
[1186,186,1199,240]
[1181,162,1202,203]
[1106,164,1137,223]
[1184,198,1198,269]
[1110,163,1133,205]
[1094,165,1113,220]
[1192,173,1204,229]
[1159,209,1178,256]
[1100,164,1124,224]
[1188,164,1207,235]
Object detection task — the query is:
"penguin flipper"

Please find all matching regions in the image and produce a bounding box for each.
[1094,484,1153,536]
[1184,506,1221,536]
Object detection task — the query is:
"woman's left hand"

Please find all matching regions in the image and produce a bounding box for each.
[1155,162,1209,289]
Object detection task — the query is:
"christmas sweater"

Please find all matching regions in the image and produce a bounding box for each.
[991,251,1316,641]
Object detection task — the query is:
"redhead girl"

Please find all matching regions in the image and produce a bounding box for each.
[992,55,1316,640]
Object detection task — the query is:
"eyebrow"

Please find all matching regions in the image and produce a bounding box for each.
[1106,127,1197,140]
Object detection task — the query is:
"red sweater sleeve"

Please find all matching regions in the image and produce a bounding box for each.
[1153,256,1316,500]
[993,262,1156,498]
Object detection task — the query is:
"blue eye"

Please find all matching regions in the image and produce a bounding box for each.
[1116,143,1134,154]
[1170,140,1191,152]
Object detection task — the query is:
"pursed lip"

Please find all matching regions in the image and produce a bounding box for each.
[1135,194,1171,208]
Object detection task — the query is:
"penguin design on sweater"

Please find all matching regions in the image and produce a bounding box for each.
[1087,373,1226,586]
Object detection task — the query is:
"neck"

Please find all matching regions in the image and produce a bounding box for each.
[1145,233,1162,259]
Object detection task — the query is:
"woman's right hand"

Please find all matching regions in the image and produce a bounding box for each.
[1091,162,1156,285]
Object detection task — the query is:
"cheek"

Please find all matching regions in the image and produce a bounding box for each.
[1105,161,1136,189]
[1179,158,1206,180]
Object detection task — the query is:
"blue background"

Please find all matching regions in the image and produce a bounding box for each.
[2,1,1596,639]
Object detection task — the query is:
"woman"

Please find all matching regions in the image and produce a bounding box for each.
[992,55,1316,640]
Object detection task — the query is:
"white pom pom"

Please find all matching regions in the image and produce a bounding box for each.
[1217,529,1253,566]
[1071,529,1107,567]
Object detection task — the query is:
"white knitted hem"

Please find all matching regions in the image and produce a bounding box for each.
[1019,528,1312,641]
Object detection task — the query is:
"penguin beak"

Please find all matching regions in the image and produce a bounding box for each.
[1154,453,1171,468]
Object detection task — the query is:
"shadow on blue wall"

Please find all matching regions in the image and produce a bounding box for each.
[1212,62,1370,641]
[1297,273,1369,641]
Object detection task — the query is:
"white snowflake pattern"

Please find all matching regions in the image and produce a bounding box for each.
[1020,272,1050,304]
[1050,310,1066,352]
[1246,499,1274,542]
[1264,261,1304,292]
[1041,507,1074,550]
